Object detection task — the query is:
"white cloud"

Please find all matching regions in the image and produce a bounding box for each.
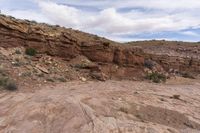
[38,1,81,27]
[52,0,200,11]
[2,9,50,23]
[2,0,200,41]
[113,0,200,10]
[35,1,200,34]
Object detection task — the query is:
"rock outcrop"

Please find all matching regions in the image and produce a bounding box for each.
[127,41,200,77]
[0,14,199,79]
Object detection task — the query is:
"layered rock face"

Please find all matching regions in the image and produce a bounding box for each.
[132,41,200,76]
[0,14,199,79]
[0,15,80,59]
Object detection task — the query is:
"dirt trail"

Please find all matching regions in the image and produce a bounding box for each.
[0,80,200,133]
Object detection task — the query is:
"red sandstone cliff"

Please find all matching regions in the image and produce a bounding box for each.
[0,14,199,79]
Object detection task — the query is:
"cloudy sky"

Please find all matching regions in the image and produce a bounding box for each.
[1,0,200,42]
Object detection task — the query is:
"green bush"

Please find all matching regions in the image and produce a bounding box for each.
[0,68,18,91]
[146,72,166,83]
[144,59,155,69]
[5,81,18,91]
[0,77,8,86]
[0,77,18,91]
[25,48,37,56]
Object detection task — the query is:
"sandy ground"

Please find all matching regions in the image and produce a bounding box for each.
[0,79,200,133]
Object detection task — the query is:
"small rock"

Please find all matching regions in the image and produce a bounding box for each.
[80,77,87,82]
[134,91,139,94]
[118,98,122,101]
[0,117,7,127]
[146,127,159,133]
[90,72,107,81]
[35,65,49,74]
[160,98,165,101]
[170,95,180,100]
[0,48,11,56]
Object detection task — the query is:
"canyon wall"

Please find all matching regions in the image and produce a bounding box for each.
[0,14,199,79]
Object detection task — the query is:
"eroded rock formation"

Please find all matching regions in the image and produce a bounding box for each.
[0,14,199,79]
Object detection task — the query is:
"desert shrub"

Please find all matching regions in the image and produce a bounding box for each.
[21,72,32,77]
[103,42,110,47]
[37,73,44,77]
[45,50,51,55]
[57,77,67,82]
[146,72,166,83]
[182,72,195,79]
[0,68,8,86]
[5,81,18,91]
[12,58,24,67]
[55,25,60,27]
[74,63,87,69]
[0,68,18,91]
[25,48,37,56]
[0,77,17,91]
[30,20,37,24]
[0,77,8,86]
[46,78,55,82]
[144,59,155,69]
[94,35,99,40]
[15,49,21,54]
[0,68,7,76]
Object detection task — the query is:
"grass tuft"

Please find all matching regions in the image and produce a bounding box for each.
[146,72,166,83]
[25,48,37,56]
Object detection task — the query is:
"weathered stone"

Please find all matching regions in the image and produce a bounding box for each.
[35,64,49,74]
[0,14,199,79]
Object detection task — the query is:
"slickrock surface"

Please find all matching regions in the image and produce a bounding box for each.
[0,80,200,133]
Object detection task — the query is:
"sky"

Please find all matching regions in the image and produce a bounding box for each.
[1,0,200,42]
